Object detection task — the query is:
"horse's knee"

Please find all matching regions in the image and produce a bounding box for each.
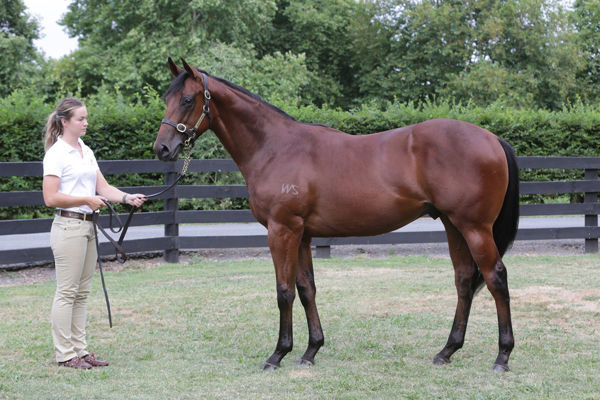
[277,283,295,309]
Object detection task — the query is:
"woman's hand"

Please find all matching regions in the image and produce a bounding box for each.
[87,195,108,211]
[124,193,147,208]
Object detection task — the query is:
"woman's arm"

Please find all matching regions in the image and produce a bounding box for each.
[95,170,147,207]
[43,175,106,211]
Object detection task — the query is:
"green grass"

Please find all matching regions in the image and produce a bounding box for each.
[1,254,600,399]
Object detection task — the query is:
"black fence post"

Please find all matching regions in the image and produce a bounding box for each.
[584,168,599,253]
[164,163,180,263]
[315,245,331,258]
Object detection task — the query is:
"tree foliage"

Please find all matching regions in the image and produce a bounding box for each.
[359,0,584,109]
[0,0,41,97]
[255,0,377,106]
[572,0,600,104]
[4,0,600,110]
[54,0,306,101]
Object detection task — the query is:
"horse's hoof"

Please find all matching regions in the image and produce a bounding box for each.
[297,359,314,367]
[492,363,509,373]
[432,355,451,365]
[262,362,280,371]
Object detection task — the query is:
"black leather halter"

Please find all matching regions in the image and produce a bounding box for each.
[161,72,211,144]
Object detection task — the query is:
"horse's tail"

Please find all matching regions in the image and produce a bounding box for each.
[471,139,519,295]
[493,138,520,257]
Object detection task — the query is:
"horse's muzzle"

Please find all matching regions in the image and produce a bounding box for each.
[153,140,181,161]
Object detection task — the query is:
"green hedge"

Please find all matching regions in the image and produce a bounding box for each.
[290,100,600,158]
[1,89,599,218]
[3,90,599,163]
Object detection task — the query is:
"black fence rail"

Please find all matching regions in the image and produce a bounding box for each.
[1,157,599,267]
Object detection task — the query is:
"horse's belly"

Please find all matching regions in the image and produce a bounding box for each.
[304,197,425,238]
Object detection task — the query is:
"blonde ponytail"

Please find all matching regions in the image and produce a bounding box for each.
[44,97,85,152]
[44,111,62,151]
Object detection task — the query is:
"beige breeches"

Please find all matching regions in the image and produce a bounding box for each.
[50,216,97,362]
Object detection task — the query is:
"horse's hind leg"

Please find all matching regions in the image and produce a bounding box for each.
[434,217,483,365]
[461,225,514,372]
[296,237,324,366]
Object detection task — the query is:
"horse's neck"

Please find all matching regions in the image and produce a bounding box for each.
[212,120,264,171]
[211,96,290,176]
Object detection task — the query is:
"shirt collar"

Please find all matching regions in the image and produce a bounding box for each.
[57,136,86,154]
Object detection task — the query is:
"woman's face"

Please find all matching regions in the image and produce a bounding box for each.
[62,106,88,138]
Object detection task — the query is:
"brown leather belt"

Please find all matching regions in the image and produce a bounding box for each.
[57,210,94,222]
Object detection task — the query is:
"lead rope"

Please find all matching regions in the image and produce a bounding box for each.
[93,213,113,328]
[93,143,193,327]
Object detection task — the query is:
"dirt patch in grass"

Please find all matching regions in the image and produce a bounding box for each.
[514,286,600,313]
[320,266,403,278]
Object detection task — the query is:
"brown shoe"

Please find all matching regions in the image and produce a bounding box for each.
[83,353,109,367]
[58,356,92,369]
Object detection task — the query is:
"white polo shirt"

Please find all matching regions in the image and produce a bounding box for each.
[43,137,99,214]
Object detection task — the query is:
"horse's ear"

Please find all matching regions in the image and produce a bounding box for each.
[168,57,182,78]
[181,58,200,80]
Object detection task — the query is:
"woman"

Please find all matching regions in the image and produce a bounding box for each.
[42,97,146,369]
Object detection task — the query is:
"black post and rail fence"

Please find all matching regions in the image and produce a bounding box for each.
[1,157,599,268]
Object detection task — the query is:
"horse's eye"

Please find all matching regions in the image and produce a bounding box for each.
[181,95,194,106]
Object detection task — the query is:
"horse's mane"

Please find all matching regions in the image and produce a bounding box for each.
[163,69,298,122]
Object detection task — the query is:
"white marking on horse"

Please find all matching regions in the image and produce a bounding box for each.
[281,184,299,196]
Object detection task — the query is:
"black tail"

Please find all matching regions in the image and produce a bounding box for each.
[493,138,520,257]
[472,139,519,295]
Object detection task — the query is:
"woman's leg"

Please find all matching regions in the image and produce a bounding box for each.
[72,222,97,357]
[50,217,94,363]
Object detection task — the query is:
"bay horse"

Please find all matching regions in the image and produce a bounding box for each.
[154,58,520,372]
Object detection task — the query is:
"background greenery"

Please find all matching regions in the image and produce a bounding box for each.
[4,0,600,109]
[1,254,599,399]
[4,0,600,162]
[3,0,600,218]
[1,87,599,218]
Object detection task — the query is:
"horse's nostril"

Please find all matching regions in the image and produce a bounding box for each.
[155,144,171,161]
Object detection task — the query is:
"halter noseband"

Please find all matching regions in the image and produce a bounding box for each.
[161,72,211,146]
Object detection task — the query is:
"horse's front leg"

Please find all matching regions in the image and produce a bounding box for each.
[263,219,304,371]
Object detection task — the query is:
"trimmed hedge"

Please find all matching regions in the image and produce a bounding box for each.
[3,89,599,163]
[291,100,600,158]
[1,88,599,218]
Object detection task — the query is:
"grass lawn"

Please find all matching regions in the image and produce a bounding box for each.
[1,254,599,399]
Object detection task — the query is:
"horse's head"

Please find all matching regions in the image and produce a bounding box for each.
[154,58,211,161]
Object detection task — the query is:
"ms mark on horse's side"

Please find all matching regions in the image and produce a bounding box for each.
[281,184,299,196]
[153,58,520,373]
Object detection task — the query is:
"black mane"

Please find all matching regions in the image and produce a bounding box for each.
[163,69,297,122]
